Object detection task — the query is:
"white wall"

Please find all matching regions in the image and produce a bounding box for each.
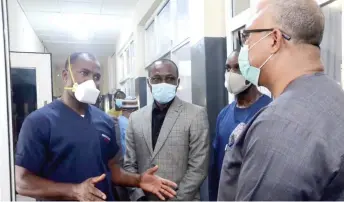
[8,0,45,52]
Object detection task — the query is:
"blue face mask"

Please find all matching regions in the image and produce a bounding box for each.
[238,32,274,86]
[151,83,177,104]
[115,99,123,108]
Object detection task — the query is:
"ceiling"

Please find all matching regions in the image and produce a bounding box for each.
[18,0,138,57]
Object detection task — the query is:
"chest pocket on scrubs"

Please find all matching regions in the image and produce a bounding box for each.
[98,132,112,163]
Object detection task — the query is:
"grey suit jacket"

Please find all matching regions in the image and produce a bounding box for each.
[124,97,210,201]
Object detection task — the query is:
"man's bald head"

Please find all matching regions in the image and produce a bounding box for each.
[64,52,101,70]
[226,49,241,74]
[62,52,102,92]
[258,0,324,46]
[227,49,240,64]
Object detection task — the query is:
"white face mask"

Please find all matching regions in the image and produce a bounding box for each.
[74,80,100,104]
[225,71,251,95]
[64,56,100,105]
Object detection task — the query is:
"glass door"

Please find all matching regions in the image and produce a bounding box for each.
[10,68,37,151]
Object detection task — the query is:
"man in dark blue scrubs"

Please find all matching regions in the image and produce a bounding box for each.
[208,50,272,200]
[15,52,177,201]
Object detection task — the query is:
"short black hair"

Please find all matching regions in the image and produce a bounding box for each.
[64,52,100,70]
[114,90,126,99]
[147,59,179,78]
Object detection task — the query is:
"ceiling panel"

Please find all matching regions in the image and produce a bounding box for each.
[61,0,103,2]
[45,42,115,56]
[60,1,102,14]
[18,0,60,12]
[17,0,138,56]
[101,0,137,15]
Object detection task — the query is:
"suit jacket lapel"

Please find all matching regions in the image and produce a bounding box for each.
[151,97,183,159]
[143,105,153,155]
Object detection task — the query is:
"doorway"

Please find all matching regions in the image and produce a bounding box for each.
[10,68,37,151]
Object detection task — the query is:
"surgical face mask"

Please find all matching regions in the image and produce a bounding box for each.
[64,56,100,104]
[225,71,251,95]
[238,32,274,86]
[151,83,177,104]
[115,99,123,108]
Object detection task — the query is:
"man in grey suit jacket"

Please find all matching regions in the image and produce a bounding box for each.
[124,59,210,201]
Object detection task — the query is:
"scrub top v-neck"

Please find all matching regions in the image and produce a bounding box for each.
[15,100,119,201]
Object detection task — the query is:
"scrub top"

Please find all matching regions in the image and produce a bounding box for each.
[15,100,119,201]
[209,94,272,201]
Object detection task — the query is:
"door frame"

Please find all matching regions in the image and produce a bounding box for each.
[10,51,53,108]
[0,0,15,200]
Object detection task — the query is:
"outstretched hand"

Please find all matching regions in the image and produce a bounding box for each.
[139,165,178,200]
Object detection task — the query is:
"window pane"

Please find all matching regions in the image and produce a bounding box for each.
[131,79,135,97]
[232,0,250,16]
[130,42,135,75]
[120,55,124,80]
[125,49,129,77]
[320,0,342,85]
[232,27,244,50]
[145,21,156,64]
[157,1,172,54]
[172,43,192,103]
[175,0,189,45]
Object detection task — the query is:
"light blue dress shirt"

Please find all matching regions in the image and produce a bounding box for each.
[118,115,129,156]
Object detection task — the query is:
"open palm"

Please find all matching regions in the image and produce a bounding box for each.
[139,165,178,200]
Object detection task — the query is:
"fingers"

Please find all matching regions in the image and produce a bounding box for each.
[162,178,178,189]
[159,185,175,198]
[146,165,159,175]
[88,186,107,200]
[91,173,106,184]
[161,184,177,196]
[155,190,166,201]
[86,193,105,201]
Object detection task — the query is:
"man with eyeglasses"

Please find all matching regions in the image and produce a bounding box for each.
[208,50,271,201]
[218,0,344,200]
[124,59,210,201]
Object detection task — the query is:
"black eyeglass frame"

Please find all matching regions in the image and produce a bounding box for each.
[238,28,291,47]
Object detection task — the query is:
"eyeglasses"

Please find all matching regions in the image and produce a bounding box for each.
[238,28,291,47]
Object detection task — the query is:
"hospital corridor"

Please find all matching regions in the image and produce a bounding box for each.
[1,0,344,201]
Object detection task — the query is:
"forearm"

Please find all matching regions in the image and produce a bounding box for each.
[16,172,76,200]
[110,159,141,188]
[112,167,141,187]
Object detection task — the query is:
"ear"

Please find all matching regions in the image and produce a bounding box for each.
[270,29,283,54]
[177,78,180,89]
[62,69,68,84]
